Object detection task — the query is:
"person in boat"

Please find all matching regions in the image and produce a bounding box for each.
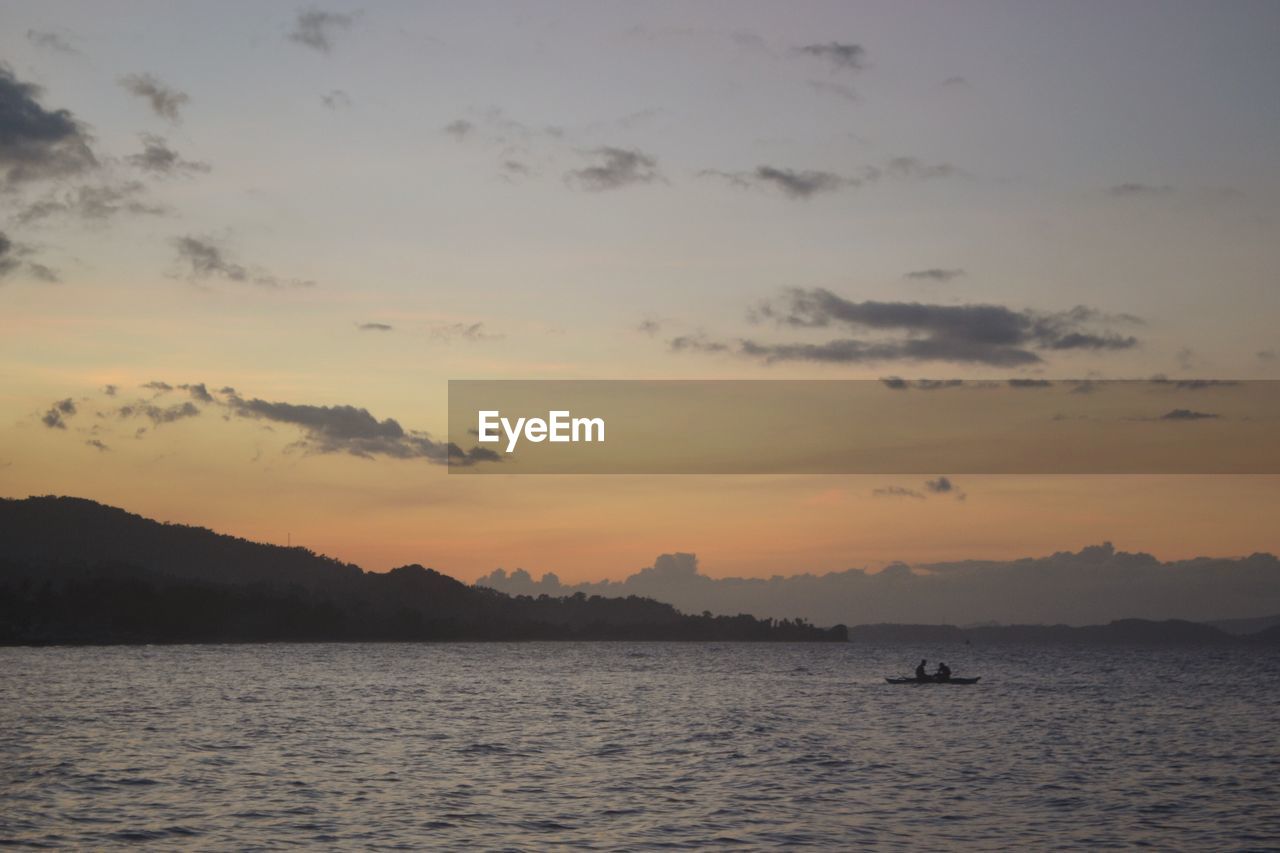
[915,659,928,680]
[935,662,952,682]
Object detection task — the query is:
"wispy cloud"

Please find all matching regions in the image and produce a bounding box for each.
[40,398,76,429]
[905,268,965,282]
[17,180,166,224]
[125,134,210,176]
[171,236,315,288]
[0,232,61,284]
[119,73,189,122]
[1108,182,1174,197]
[794,42,867,72]
[443,119,474,140]
[321,89,352,110]
[26,30,77,54]
[117,401,202,425]
[289,9,354,53]
[567,147,661,191]
[674,290,1140,367]
[427,321,499,342]
[702,157,961,200]
[226,394,496,465]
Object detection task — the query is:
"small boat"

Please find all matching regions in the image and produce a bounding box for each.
[885,676,981,685]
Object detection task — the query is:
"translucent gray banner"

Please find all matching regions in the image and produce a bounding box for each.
[447,379,1280,474]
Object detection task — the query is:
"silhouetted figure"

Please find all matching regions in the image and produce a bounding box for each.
[935,662,952,682]
[915,659,928,680]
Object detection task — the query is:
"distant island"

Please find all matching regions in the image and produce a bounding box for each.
[843,620,1280,646]
[0,497,845,644]
[2,496,1277,647]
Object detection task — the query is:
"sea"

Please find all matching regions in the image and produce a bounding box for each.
[2,642,1278,850]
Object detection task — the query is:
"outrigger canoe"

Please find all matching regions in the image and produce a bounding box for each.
[885,676,981,684]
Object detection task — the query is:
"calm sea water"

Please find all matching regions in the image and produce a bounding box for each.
[3,643,1278,850]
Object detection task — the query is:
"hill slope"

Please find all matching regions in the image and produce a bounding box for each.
[0,497,844,644]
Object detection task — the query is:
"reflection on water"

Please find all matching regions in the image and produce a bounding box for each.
[3,643,1278,848]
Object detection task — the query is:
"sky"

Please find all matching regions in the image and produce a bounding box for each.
[2,1,1279,582]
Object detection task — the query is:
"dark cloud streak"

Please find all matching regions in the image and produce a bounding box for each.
[795,42,867,72]
[566,147,661,191]
[0,66,96,185]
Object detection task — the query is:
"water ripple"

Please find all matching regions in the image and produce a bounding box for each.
[2,642,1279,849]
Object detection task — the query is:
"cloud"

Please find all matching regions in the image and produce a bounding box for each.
[669,333,729,354]
[566,147,661,191]
[702,157,960,199]
[0,233,61,284]
[321,89,351,110]
[171,237,245,280]
[905,268,965,282]
[880,157,961,180]
[27,30,77,54]
[1108,183,1174,197]
[873,486,925,499]
[358,322,393,332]
[441,108,565,150]
[443,119,474,140]
[637,319,662,336]
[1159,409,1219,421]
[941,76,969,88]
[179,383,213,402]
[55,380,498,467]
[24,261,59,282]
[290,9,354,53]
[701,166,848,199]
[477,545,1280,627]
[125,134,210,176]
[687,290,1142,366]
[795,42,867,72]
[1259,350,1277,362]
[118,401,201,425]
[85,439,110,452]
[427,321,498,342]
[119,73,189,122]
[750,166,847,199]
[807,80,858,102]
[225,395,495,465]
[41,398,77,429]
[16,180,166,224]
[171,236,314,288]
[0,66,97,185]
[500,159,533,182]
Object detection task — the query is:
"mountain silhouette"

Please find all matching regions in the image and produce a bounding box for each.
[0,496,846,644]
[477,547,1280,627]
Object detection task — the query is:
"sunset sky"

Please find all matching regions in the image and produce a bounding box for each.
[2,1,1279,581]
